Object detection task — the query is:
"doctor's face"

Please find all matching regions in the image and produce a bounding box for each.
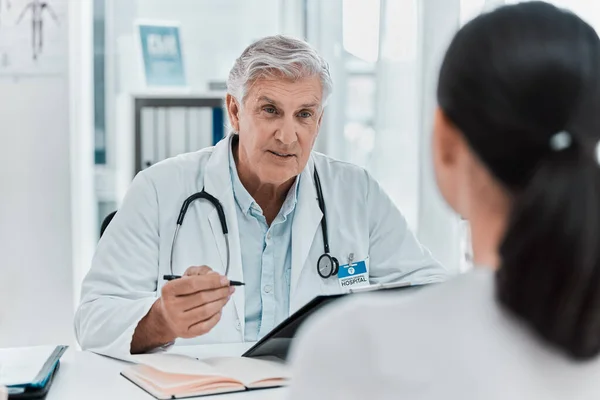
[226,75,324,186]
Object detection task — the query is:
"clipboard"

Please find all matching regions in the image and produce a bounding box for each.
[242,282,426,361]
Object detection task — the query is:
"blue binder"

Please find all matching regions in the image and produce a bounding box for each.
[3,345,67,399]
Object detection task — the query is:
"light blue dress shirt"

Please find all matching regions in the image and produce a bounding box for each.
[228,143,299,342]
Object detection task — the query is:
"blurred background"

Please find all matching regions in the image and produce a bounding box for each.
[1,0,599,348]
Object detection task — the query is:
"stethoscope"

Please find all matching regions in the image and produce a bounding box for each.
[163,168,340,281]
[163,190,231,281]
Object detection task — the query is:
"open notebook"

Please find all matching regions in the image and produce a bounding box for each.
[121,353,289,399]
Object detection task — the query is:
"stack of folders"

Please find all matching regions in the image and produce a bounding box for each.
[0,345,67,399]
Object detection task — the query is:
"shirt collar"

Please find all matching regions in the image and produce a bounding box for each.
[229,139,255,215]
[228,136,300,217]
[280,174,300,219]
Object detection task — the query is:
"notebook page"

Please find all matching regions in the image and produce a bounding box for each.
[122,365,245,400]
[0,346,56,386]
[128,364,241,390]
[130,354,226,377]
[204,357,290,386]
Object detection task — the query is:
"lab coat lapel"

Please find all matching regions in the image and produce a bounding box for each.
[291,157,323,295]
[202,135,245,334]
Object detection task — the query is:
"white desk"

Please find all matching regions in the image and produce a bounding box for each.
[47,343,287,399]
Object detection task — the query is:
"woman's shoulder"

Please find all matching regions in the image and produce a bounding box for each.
[315,269,493,329]
[290,270,600,399]
[288,271,492,399]
[291,270,493,366]
[299,269,500,362]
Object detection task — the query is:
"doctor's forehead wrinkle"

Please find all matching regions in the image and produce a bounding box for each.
[246,78,323,110]
[254,95,321,111]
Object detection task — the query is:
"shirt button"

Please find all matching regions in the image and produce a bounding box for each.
[236,321,241,331]
[267,232,272,240]
[264,284,273,293]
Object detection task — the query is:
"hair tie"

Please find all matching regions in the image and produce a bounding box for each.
[549,131,572,152]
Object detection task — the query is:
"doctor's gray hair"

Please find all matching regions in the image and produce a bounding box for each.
[227,35,333,107]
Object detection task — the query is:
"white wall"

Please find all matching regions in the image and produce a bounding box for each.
[111,0,284,95]
[70,0,97,314]
[0,0,95,347]
[0,79,74,347]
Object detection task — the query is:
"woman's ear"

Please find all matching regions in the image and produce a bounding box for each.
[433,108,463,168]
[432,107,470,216]
[226,94,241,132]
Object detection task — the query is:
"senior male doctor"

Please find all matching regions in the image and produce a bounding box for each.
[75,35,447,359]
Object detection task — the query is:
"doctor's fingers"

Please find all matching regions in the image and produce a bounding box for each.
[165,272,229,296]
[177,298,228,338]
[183,311,223,338]
[184,296,230,326]
[183,265,214,276]
[174,286,233,312]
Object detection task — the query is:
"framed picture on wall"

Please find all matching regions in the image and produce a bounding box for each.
[135,20,187,87]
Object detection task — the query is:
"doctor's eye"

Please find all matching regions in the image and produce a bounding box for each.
[297,111,313,119]
[263,106,278,115]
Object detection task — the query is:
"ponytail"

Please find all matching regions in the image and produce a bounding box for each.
[497,146,600,360]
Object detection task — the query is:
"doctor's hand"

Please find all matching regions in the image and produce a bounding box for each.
[159,266,234,338]
[130,266,234,354]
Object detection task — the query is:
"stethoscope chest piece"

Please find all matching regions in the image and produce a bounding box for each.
[317,253,339,279]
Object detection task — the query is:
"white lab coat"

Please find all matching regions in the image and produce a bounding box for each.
[75,135,447,359]
[289,269,600,400]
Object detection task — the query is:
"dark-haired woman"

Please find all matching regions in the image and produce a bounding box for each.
[289,2,600,399]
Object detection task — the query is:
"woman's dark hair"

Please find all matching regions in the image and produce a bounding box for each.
[438,2,600,360]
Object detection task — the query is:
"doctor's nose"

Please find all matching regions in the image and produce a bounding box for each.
[274,117,297,146]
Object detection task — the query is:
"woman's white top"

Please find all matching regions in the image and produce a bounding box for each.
[289,269,600,400]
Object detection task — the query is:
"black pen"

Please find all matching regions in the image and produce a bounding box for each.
[163,274,245,286]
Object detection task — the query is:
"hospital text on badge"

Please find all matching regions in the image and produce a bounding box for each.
[337,259,370,289]
[340,275,368,287]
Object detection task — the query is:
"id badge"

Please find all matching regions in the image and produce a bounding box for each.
[338,257,370,289]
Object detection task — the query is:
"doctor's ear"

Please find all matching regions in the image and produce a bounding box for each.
[226,94,241,133]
